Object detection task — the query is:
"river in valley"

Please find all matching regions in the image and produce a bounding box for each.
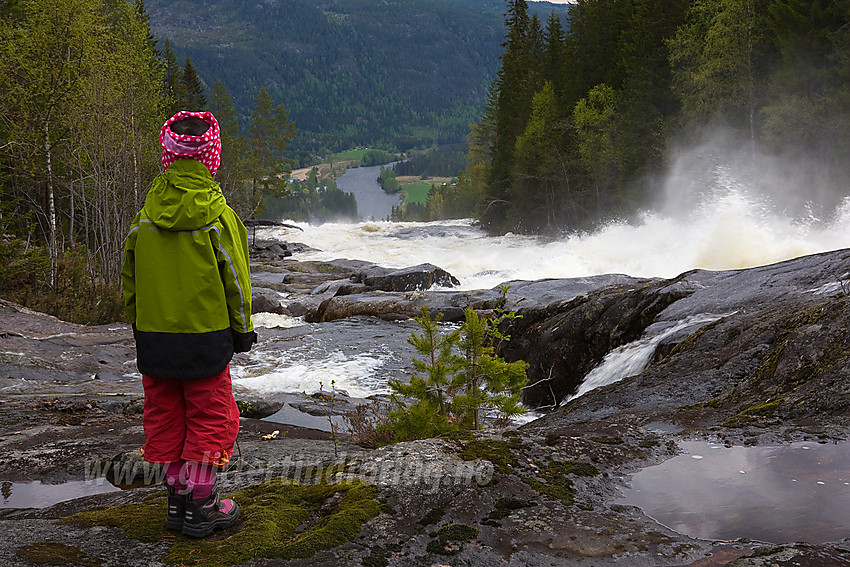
[334,163,402,221]
[239,161,850,399]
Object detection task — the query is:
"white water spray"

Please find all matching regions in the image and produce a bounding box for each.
[246,154,850,399]
[263,174,850,291]
[562,313,729,404]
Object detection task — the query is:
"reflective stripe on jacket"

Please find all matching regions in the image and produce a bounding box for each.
[121,159,256,379]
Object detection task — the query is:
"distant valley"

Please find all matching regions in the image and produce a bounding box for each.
[144,0,571,162]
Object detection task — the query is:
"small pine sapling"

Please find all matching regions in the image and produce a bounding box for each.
[452,307,528,430]
[387,307,461,440]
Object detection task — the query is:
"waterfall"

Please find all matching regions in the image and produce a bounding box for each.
[562,313,729,404]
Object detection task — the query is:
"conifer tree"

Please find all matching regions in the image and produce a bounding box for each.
[208,80,247,211]
[452,308,527,430]
[482,0,535,231]
[543,12,566,94]
[246,86,297,218]
[182,57,206,110]
[511,81,564,230]
[133,0,158,57]
[161,38,185,115]
[761,0,846,155]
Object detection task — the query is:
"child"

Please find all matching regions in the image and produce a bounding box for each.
[121,110,257,538]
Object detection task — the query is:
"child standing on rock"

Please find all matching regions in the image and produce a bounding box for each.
[121,110,257,538]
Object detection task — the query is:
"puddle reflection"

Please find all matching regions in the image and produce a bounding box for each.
[619,441,850,544]
[1,479,120,509]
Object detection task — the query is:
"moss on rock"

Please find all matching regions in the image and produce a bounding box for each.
[15,542,101,566]
[723,397,785,427]
[426,523,479,556]
[520,459,599,505]
[457,439,520,475]
[64,479,382,566]
[417,506,446,526]
[487,497,536,520]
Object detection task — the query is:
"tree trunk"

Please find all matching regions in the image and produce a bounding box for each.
[44,119,57,287]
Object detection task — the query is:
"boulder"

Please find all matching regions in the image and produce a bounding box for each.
[351,263,460,292]
[236,398,286,419]
[252,288,285,314]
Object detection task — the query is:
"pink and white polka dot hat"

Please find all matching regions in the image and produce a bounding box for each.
[160,110,222,175]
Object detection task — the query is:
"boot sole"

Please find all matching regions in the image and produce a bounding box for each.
[181,506,240,538]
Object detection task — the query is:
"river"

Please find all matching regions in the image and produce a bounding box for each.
[334,163,403,221]
[235,163,850,401]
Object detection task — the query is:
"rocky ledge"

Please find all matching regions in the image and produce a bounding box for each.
[0,245,849,566]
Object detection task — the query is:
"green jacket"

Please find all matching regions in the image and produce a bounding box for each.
[121,159,256,379]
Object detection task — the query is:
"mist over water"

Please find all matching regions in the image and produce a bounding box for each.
[245,147,850,399]
[266,163,850,290]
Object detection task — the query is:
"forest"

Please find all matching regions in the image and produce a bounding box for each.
[0,0,298,323]
[430,0,850,234]
[143,0,570,165]
[3,0,850,324]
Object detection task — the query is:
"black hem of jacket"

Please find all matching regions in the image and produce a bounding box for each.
[133,326,234,379]
[233,329,257,353]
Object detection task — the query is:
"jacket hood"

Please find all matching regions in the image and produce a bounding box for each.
[143,159,227,231]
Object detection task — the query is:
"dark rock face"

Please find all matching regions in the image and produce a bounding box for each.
[501,278,687,409]
[251,288,285,314]
[510,249,850,430]
[349,263,461,292]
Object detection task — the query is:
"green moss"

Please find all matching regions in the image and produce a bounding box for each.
[679,399,723,411]
[501,430,521,441]
[487,497,536,520]
[62,492,167,543]
[668,318,724,356]
[588,435,623,445]
[522,474,574,504]
[15,542,101,566]
[436,523,478,541]
[520,459,598,505]
[362,548,390,567]
[723,398,785,427]
[457,439,519,475]
[64,479,381,566]
[426,523,478,556]
[548,460,599,477]
[418,506,446,526]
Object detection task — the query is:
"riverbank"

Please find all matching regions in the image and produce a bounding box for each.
[2,242,850,565]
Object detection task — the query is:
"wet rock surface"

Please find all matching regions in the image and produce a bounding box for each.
[1,247,850,565]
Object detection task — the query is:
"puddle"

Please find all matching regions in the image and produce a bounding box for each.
[619,441,850,544]
[1,479,121,509]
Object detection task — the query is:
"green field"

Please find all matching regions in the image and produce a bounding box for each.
[400,180,437,205]
[329,148,370,161]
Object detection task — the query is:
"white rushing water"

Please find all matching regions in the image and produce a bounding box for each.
[262,189,850,292]
[238,164,850,399]
[562,313,730,404]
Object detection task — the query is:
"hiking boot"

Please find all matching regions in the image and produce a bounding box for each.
[181,478,240,538]
[165,483,186,530]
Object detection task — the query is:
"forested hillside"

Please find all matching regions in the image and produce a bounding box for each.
[0,0,574,323]
[428,0,850,234]
[145,0,571,164]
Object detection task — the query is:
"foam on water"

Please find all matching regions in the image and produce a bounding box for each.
[251,312,304,329]
[244,165,850,398]
[233,348,393,398]
[263,191,850,291]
